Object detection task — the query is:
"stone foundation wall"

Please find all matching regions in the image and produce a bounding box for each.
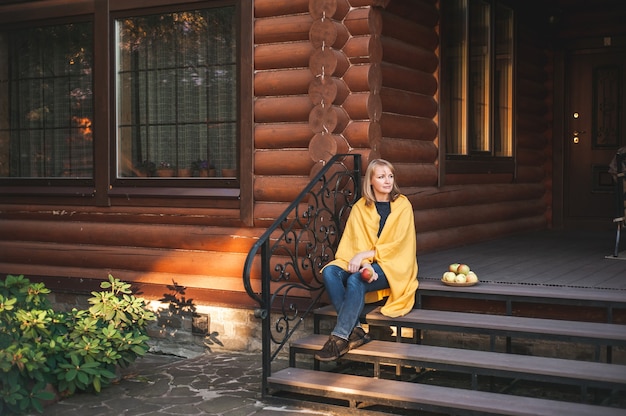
[49,291,315,358]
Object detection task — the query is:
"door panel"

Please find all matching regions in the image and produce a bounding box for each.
[565,50,626,224]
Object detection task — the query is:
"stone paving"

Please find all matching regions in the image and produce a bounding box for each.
[36,352,344,416]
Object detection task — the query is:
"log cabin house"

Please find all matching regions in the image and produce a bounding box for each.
[0,0,625,350]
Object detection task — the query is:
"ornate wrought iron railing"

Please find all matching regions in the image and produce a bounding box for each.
[242,153,361,394]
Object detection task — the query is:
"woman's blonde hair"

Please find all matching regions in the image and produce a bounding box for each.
[362,159,401,205]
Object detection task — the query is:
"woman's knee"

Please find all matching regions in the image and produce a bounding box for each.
[346,273,367,293]
[322,265,342,285]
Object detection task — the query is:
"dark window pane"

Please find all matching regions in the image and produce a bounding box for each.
[0,23,94,178]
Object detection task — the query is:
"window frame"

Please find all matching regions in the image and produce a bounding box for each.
[0,0,253,217]
[441,0,516,176]
[0,16,97,195]
[109,1,245,198]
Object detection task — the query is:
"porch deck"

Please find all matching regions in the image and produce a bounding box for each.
[417,228,626,291]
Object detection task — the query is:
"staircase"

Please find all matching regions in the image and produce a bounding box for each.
[268,289,626,415]
[241,155,626,415]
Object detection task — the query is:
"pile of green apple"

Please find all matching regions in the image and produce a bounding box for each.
[442,263,478,284]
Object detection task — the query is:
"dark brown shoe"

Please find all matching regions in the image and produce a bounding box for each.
[314,335,349,361]
[348,326,371,350]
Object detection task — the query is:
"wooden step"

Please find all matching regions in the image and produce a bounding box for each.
[290,334,626,392]
[416,279,626,314]
[364,307,626,346]
[268,367,626,416]
[315,305,626,356]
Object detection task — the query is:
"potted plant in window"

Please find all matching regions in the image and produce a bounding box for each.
[156,161,175,177]
[136,160,156,177]
[191,159,215,177]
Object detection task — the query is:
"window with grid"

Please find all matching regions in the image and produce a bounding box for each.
[0,23,94,179]
[116,6,237,180]
[442,0,514,172]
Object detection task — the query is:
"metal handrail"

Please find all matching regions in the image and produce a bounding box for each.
[613,151,625,257]
[242,153,361,395]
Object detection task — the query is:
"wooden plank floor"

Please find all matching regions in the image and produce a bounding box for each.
[417,228,626,291]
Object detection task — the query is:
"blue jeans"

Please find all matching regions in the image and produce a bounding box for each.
[322,264,389,340]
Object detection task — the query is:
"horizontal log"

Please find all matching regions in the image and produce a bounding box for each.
[518,97,550,120]
[255,41,314,71]
[342,148,378,172]
[383,0,439,28]
[517,113,550,135]
[308,159,359,188]
[255,68,313,96]
[517,165,546,183]
[380,87,437,118]
[381,62,437,96]
[414,199,546,234]
[350,0,385,7]
[254,201,308,226]
[254,0,309,18]
[309,0,350,20]
[403,183,546,210]
[343,120,381,148]
[255,96,313,123]
[254,14,313,44]
[254,176,312,202]
[518,43,549,70]
[308,76,349,105]
[309,48,350,77]
[0,264,260,307]
[0,241,248,278]
[444,173,515,186]
[0,219,262,252]
[416,216,547,254]
[254,123,314,149]
[374,137,438,164]
[342,35,382,63]
[380,9,439,50]
[344,6,382,36]
[255,150,315,175]
[308,133,350,162]
[517,148,547,166]
[394,163,438,187]
[343,92,382,121]
[517,78,548,101]
[309,76,337,106]
[343,63,382,93]
[379,113,438,141]
[308,104,349,133]
[0,204,243,226]
[516,131,548,151]
[309,18,349,49]
[518,60,549,85]
[380,36,438,73]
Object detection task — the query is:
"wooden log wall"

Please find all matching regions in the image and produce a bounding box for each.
[0,0,555,310]
[372,0,551,253]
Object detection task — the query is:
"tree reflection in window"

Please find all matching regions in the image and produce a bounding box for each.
[0,23,93,178]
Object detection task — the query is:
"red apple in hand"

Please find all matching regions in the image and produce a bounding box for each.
[361,267,374,282]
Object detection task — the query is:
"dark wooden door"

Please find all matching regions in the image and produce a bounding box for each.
[565,49,626,226]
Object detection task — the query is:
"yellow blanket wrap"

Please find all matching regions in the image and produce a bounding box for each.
[324,194,419,317]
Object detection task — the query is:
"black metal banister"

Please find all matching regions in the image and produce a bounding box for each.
[242,153,361,395]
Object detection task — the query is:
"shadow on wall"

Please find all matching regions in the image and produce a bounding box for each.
[150,280,223,354]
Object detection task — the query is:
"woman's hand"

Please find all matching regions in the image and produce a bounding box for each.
[348,250,375,273]
[347,254,363,273]
[359,265,378,284]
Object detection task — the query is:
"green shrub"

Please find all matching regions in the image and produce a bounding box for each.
[0,274,156,415]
